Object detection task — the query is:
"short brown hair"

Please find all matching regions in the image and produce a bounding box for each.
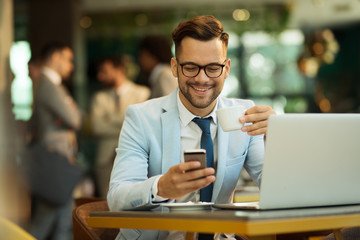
[171,15,229,58]
[97,55,125,70]
[40,41,71,61]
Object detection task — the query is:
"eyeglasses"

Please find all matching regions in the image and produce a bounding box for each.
[177,59,227,78]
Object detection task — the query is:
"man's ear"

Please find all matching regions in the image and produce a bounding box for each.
[47,51,60,69]
[170,57,178,78]
[224,58,231,79]
[51,51,61,64]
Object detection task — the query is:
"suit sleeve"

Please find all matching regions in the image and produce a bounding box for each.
[243,134,264,186]
[40,81,82,130]
[107,104,165,211]
[241,100,264,187]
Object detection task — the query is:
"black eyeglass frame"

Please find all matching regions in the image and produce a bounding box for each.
[177,59,227,78]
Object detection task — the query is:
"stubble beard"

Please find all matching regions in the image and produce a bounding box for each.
[179,80,220,109]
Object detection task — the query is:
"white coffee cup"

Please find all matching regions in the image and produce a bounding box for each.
[216,105,246,132]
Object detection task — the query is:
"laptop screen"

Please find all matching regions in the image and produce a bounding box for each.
[258,114,360,210]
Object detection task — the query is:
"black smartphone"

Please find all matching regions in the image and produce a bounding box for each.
[184,149,207,170]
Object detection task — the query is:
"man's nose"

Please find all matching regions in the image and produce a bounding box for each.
[194,68,209,82]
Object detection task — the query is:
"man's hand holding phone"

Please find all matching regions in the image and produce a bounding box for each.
[157,149,215,199]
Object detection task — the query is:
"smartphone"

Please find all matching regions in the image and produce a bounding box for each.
[184,149,207,171]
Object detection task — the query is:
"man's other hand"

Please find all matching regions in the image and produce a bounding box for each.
[239,105,276,136]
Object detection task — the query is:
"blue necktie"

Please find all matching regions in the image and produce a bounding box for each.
[192,117,214,202]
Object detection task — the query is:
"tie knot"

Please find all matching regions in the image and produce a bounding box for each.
[192,117,211,134]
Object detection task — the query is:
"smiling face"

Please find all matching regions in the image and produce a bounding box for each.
[171,37,231,117]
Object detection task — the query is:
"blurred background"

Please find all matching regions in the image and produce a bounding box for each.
[8,0,360,121]
[1,0,360,233]
[8,0,360,118]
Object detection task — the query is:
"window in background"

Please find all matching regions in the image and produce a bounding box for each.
[240,29,307,113]
[10,41,33,120]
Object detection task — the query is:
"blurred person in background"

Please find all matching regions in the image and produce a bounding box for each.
[139,35,178,98]
[28,55,43,121]
[90,55,150,198]
[28,55,43,109]
[29,42,82,240]
[28,55,43,91]
[25,55,44,146]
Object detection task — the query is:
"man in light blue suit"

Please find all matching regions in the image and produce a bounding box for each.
[108,15,275,240]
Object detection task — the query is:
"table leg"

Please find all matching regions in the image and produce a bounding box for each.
[333,229,344,240]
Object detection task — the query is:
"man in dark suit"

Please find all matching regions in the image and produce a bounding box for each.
[29,42,82,240]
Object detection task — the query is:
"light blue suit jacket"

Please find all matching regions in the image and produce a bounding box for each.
[108,89,264,239]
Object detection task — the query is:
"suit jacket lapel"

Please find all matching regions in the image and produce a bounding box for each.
[161,90,181,173]
[158,93,231,201]
[212,99,229,201]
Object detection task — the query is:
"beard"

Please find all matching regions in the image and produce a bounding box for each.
[179,80,221,109]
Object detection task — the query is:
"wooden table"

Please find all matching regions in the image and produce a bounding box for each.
[88,204,360,240]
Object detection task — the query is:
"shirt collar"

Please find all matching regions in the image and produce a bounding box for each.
[115,81,130,95]
[42,66,62,85]
[177,89,218,127]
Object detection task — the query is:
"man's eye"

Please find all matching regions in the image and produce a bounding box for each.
[207,66,221,72]
[184,66,198,72]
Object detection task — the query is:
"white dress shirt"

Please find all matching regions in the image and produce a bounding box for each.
[152,89,218,203]
[42,67,62,85]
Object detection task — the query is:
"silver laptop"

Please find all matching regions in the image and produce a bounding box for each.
[214,114,360,210]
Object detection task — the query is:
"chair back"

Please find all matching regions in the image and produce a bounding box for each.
[72,200,119,240]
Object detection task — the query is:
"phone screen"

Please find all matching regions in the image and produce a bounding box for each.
[184,149,207,170]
